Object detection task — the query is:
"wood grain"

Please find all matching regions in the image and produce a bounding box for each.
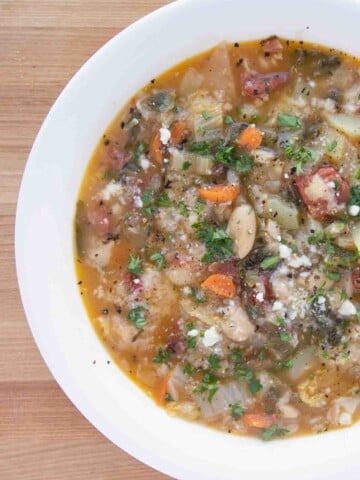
[0,1,172,478]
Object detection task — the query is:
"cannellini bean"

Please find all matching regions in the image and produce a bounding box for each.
[227,205,256,259]
[221,302,255,342]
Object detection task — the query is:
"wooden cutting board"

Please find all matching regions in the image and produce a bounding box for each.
[0,1,173,478]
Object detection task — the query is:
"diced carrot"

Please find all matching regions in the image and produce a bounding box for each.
[155,375,169,406]
[236,125,263,151]
[201,274,237,299]
[198,184,240,203]
[170,122,188,146]
[243,414,274,429]
[151,131,163,163]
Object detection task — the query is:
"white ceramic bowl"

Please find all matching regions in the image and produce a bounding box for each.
[16,0,360,478]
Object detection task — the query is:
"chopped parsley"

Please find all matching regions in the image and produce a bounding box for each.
[262,424,289,441]
[277,113,302,129]
[224,115,234,124]
[208,353,221,370]
[182,161,192,171]
[190,287,206,304]
[193,198,206,214]
[282,141,313,173]
[230,402,245,419]
[189,141,212,156]
[215,144,254,173]
[325,270,340,282]
[202,110,212,120]
[230,351,262,394]
[260,256,280,269]
[128,306,147,329]
[349,186,360,215]
[127,255,143,275]
[192,221,233,263]
[280,331,290,342]
[186,336,197,350]
[177,200,189,217]
[155,191,172,208]
[153,347,171,364]
[327,140,337,152]
[142,190,172,214]
[196,371,219,402]
[150,252,167,270]
[134,141,148,159]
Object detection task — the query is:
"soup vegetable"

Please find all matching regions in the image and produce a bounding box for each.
[75,37,360,440]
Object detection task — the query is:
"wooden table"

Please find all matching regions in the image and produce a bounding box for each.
[0,2,172,478]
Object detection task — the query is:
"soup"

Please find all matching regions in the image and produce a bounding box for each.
[75,37,360,440]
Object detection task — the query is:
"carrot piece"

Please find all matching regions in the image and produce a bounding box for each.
[243,414,274,429]
[201,274,237,299]
[155,375,169,405]
[236,125,263,151]
[198,184,240,203]
[170,122,188,146]
[151,131,163,163]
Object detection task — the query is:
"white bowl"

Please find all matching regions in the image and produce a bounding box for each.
[15,0,360,478]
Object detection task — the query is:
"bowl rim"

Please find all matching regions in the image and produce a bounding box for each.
[15,0,360,479]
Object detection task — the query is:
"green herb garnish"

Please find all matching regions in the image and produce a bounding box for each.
[127,255,143,275]
[128,306,147,329]
[153,347,171,364]
[262,424,289,441]
[260,256,280,269]
[192,221,233,263]
[150,252,167,270]
[230,402,245,419]
[277,114,302,129]
[327,140,338,152]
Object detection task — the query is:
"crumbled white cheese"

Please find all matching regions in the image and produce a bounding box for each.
[272,301,284,312]
[339,412,352,425]
[339,300,357,316]
[288,255,312,269]
[182,286,191,295]
[187,329,199,337]
[317,296,326,305]
[202,326,222,347]
[101,181,123,201]
[139,155,150,170]
[279,244,292,259]
[132,278,141,284]
[255,292,264,302]
[134,196,143,208]
[159,127,171,145]
[349,205,360,216]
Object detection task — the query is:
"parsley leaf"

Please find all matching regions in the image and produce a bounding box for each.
[208,354,221,370]
[262,424,289,441]
[327,140,337,152]
[189,141,212,156]
[127,255,143,275]
[182,161,192,171]
[349,186,360,215]
[215,145,253,173]
[224,115,234,124]
[128,306,147,329]
[186,336,197,350]
[193,199,206,214]
[260,256,280,269]
[202,111,212,120]
[277,114,302,129]
[134,141,148,159]
[190,287,206,304]
[153,347,171,364]
[155,191,172,208]
[150,252,167,270]
[230,402,245,419]
[192,221,233,263]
